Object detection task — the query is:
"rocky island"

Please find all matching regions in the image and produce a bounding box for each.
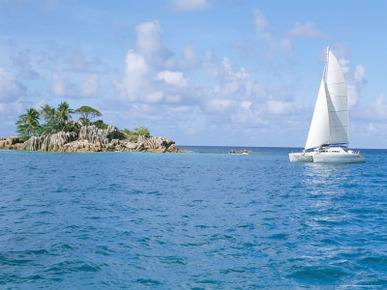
[0,102,186,153]
[0,125,181,153]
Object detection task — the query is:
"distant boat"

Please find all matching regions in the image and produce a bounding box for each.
[289,47,365,163]
[230,149,254,155]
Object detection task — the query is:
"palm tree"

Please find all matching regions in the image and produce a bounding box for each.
[40,104,56,121]
[56,102,73,131]
[40,104,57,133]
[16,108,41,139]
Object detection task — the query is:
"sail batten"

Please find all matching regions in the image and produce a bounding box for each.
[304,47,348,150]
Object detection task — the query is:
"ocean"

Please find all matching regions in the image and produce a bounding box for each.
[0,147,386,288]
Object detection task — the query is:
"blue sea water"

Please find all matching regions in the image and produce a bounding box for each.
[0,147,386,288]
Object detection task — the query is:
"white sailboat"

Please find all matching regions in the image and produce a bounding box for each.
[289,47,365,163]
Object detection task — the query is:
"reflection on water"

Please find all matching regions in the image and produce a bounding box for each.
[298,163,357,234]
[301,163,355,197]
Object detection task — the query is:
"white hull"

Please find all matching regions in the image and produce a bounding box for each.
[288,152,314,162]
[313,150,365,163]
[289,147,365,163]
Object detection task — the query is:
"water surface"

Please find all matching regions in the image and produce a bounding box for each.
[0,147,386,287]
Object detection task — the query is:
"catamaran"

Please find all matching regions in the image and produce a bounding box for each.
[289,47,365,163]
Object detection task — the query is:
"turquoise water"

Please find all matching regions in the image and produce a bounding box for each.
[0,147,386,288]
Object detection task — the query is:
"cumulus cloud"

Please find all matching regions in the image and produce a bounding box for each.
[65,45,103,73]
[113,19,303,142]
[285,22,327,39]
[253,9,275,50]
[369,94,387,120]
[363,95,387,137]
[12,51,39,79]
[183,46,199,65]
[203,56,265,101]
[52,72,71,97]
[114,50,158,103]
[267,100,295,115]
[344,63,366,108]
[81,74,100,97]
[156,71,188,88]
[135,20,175,69]
[171,0,209,12]
[253,9,327,53]
[206,99,233,113]
[0,68,25,102]
[115,50,148,99]
[52,72,100,98]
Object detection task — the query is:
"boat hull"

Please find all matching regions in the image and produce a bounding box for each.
[313,153,365,163]
[290,147,365,163]
[289,152,314,162]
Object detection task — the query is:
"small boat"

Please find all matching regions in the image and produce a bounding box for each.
[230,150,254,155]
[289,47,365,163]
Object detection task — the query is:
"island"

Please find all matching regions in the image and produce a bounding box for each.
[0,102,187,153]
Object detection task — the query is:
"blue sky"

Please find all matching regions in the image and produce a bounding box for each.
[1,0,386,148]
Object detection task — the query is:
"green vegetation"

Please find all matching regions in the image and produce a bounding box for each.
[39,102,78,134]
[121,126,151,141]
[74,106,102,125]
[16,103,152,141]
[16,108,41,140]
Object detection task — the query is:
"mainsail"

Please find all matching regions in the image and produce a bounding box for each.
[304,47,349,150]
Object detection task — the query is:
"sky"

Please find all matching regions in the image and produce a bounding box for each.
[1,0,386,148]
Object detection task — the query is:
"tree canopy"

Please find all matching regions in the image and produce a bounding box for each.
[38,102,75,133]
[15,102,152,141]
[16,108,41,139]
[74,106,102,125]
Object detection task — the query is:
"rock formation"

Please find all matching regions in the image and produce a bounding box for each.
[0,136,22,150]
[1,125,182,153]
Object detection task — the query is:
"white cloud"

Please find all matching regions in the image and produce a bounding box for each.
[114,49,187,104]
[0,68,25,102]
[345,64,366,108]
[253,9,274,49]
[253,9,268,33]
[282,22,328,52]
[365,123,377,135]
[203,56,264,101]
[267,100,294,115]
[285,22,328,39]
[114,50,149,102]
[354,64,365,83]
[113,19,302,142]
[230,101,266,125]
[52,72,70,97]
[64,44,104,73]
[169,105,190,113]
[253,9,327,54]
[352,94,387,138]
[183,46,199,65]
[369,94,387,120]
[135,20,175,69]
[171,0,209,12]
[206,99,233,113]
[12,51,39,79]
[136,21,162,60]
[81,74,100,97]
[52,72,100,98]
[144,91,164,103]
[156,71,188,88]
